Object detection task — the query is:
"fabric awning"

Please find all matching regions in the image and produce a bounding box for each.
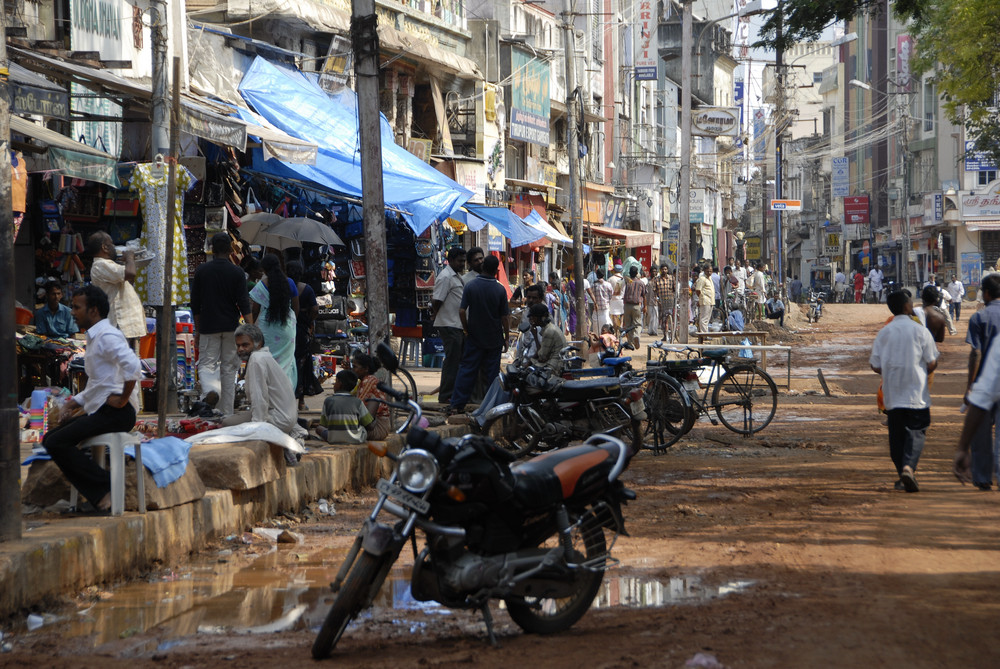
[232,107,318,165]
[11,116,120,187]
[524,209,572,245]
[588,225,657,248]
[11,115,116,159]
[966,220,1000,231]
[464,205,541,247]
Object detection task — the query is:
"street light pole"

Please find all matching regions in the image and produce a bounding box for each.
[677,0,693,343]
[564,0,585,341]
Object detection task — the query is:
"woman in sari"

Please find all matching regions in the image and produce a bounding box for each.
[250,253,299,389]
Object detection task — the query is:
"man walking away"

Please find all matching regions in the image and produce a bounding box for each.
[450,255,510,415]
[947,274,965,323]
[622,266,644,347]
[870,290,939,492]
[593,268,613,332]
[962,273,1000,489]
[693,265,715,333]
[431,247,467,404]
[868,265,885,303]
[191,232,253,416]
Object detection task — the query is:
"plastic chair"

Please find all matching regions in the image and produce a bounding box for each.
[399,338,422,367]
[68,432,145,516]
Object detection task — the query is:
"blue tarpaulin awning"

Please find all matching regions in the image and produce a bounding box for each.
[463,205,542,247]
[238,57,471,234]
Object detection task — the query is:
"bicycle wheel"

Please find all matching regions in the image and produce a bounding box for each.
[388,367,419,430]
[711,364,777,435]
[642,373,693,449]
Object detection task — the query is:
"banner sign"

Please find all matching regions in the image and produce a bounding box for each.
[896,35,913,93]
[824,233,840,256]
[180,104,248,151]
[831,156,849,197]
[844,195,870,224]
[752,109,766,162]
[487,224,504,251]
[770,199,802,211]
[13,84,69,119]
[965,140,998,172]
[690,188,705,224]
[70,82,122,158]
[603,197,627,228]
[692,107,740,137]
[318,35,354,93]
[961,252,982,286]
[48,146,120,188]
[734,81,744,141]
[634,0,657,80]
[509,49,550,146]
[744,237,761,260]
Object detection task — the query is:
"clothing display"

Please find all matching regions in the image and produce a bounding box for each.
[131,163,196,306]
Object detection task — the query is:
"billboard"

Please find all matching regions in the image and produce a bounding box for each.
[634,0,657,80]
[844,195,870,225]
[692,107,741,137]
[896,35,913,93]
[509,50,550,146]
[831,156,849,197]
[752,109,766,162]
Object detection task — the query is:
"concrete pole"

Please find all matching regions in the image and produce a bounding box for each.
[156,58,182,437]
[774,15,784,288]
[677,0,692,343]
[353,0,389,352]
[0,6,22,541]
[150,0,169,156]
[564,0,585,340]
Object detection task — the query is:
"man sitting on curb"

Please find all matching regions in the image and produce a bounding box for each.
[224,323,308,462]
[317,370,374,444]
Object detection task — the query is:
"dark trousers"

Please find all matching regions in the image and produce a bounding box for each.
[949,301,962,321]
[42,403,137,507]
[886,408,930,476]
[451,341,502,410]
[970,403,998,488]
[437,326,465,404]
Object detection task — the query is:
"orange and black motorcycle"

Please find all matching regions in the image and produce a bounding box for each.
[312,344,637,659]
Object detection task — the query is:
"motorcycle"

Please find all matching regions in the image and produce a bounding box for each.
[806,290,825,323]
[479,326,647,458]
[312,342,636,659]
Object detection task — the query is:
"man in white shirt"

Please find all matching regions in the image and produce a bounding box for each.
[431,247,467,403]
[834,269,847,303]
[608,263,625,333]
[868,266,885,303]
[870,290,939,492]
[42,285,141,512]
[87,232,147,341]
[946,274,965,322]
[225,324,308,455]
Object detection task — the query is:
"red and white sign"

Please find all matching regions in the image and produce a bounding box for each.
[770,199,802,211]
[844,195,870,225]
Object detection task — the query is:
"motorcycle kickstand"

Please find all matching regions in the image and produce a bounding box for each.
[480,603,500,648]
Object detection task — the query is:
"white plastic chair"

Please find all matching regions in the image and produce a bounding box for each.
[68,432,145,516]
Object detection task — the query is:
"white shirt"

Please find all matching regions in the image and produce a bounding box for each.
[868,269,884,290]
[946,280,965,303]
[246,346,298,433]
[969,333,1000,410]
[869,314,938,410]
[462,269,479,286]
[74,319,142,414]
[432,264,464,329]
[91,257,147,339]
[834,272,846,286]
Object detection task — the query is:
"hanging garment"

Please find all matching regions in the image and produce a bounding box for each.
[130,163,195,306]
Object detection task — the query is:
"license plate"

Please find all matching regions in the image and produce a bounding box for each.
[630,397,645,415]
[376,479,430,514]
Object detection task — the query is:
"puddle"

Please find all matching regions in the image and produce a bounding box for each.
[19,543,755,646]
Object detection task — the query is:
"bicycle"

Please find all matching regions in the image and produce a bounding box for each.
[641,342,778,451]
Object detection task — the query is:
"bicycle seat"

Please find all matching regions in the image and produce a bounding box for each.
[703,348,728,359]
[602,356,631,366]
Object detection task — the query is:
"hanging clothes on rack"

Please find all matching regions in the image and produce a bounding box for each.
[130,160,196,306]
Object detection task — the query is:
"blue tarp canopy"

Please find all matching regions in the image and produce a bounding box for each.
[238,57,472,234]
[463,205,542,248]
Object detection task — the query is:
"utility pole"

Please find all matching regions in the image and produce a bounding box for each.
[0,5,22,541]
[150,0,169,155]
[564,0,585,340]
[353,0,389,351]
[155,58,182,437]
[677,0,692,343]
[773,13,784,288]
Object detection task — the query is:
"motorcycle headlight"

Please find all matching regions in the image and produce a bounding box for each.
[397,449,438,494]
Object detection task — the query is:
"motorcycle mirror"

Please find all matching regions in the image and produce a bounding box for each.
[376,340,399,373]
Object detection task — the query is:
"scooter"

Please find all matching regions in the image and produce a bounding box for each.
[806,290,825,323]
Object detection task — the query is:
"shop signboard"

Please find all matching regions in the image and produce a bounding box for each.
[844,195,870,224]
[744,236,761,260]
[690,188,705,224]
[831,156,849,197]
[48,146,120,189]
[509,50,550,147]
[634,0,657,80]
[691,107,740,137]
[824,233,840,256]
[13,84,68,119]
[487,224,504,252]
[752,109,765,162]
[962,252,982,286]
[319,35,353,93]
[923,192,943,224]
[964,141,997,172]
[962,180,1000,218]
[455,161,487,204]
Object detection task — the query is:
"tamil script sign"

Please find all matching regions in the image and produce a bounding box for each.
[831,156,849,198]
[692,107,740,137]
[13,84,68,119]
[824,233,840,256]
[509,49,550,147]
[744,237,761,260]
[965,140,997,172]
[962,180,1000,218]
[844,195,870,224]
[48,146,120,189]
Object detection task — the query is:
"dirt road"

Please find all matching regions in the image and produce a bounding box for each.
[4,303,1000,668]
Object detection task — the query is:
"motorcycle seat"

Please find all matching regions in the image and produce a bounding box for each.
[560,377,621,400]
[602,356,631,367]
[511,445,616,508]
[703,348,728,360]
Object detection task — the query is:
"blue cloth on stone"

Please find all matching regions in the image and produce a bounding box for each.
[125,436,191,488]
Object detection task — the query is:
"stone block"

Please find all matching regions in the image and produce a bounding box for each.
[124,459,206,511]
[189,440,287,490]
[21,461,71,507]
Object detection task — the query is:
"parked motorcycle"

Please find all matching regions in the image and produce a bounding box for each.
[806,290,825,323]
[479,326,646,458]
[312,343,636,659]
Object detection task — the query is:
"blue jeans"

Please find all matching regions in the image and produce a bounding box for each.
[450,342,502,410]
[471,377,510,427]
[886,408,930,477]
[969,403,1000,488]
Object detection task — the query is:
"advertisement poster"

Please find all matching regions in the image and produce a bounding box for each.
[961,252,982,287]
[831,156,849,198]
[634,0,657,80]
[844,195,870,225]
[509,50,550,146]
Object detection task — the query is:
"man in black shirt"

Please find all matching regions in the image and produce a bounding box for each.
[450,255,510,414]
[191,233,253,415]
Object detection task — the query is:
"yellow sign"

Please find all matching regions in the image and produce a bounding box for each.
[745,237,761,260]
[667,242,678,265]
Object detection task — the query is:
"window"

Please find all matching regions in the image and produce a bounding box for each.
[923,81,936,133]
[980,170,998,186]
[813,72,823,85]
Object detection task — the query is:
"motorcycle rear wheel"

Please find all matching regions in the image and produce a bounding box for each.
[483,412,542,458]
[312,551,393,659]
[504,511,607,635]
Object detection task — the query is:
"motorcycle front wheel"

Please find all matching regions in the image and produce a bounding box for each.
[483,411,542,458]
[312,551,394,659]
[504,511,607,634]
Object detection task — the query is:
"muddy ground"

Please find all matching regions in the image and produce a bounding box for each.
[4,303,999,668]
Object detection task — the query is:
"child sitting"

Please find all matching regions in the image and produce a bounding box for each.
[586,324,619,367]
[317,370,374,444]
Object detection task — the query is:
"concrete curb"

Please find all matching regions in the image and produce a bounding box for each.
[0,425,468,618]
